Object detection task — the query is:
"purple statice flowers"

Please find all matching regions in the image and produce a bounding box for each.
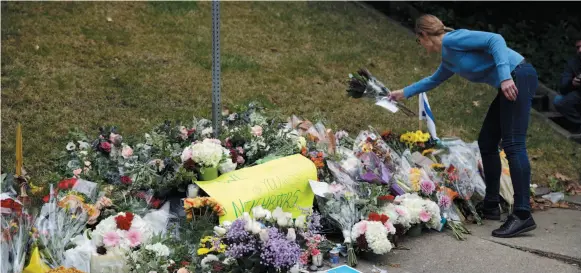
[260,228,301,270]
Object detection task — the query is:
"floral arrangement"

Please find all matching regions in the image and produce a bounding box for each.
[393,193,442,231]
[183,197,226,221]
[127,241,173,273]
[91,211,153,255]
[351,219,394,255]
[181,139,229,169]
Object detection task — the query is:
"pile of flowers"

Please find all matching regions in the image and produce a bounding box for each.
[3,101,500,273]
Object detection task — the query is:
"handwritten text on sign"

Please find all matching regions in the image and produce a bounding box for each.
[195,154,317,223]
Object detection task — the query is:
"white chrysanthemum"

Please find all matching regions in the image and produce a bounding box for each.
[145,242,170,257]
[364,221,392,254]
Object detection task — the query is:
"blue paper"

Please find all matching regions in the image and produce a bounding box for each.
[326,265,363,273]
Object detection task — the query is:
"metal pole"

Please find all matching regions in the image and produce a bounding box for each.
[211,0,221,138]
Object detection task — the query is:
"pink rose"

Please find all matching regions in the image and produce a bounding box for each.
[237,147,244,154]
[126,230,142,247]
[122,145,133,159]
[177,268,189,273]
[251,125,263,137]
[419,210,432,222]
[73,168,82,177]
[100,142,111,153]
[103,231,120,247]
[236,156,245,165]
[357,221,368,234]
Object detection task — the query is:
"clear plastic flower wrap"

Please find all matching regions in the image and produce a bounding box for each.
[35,185,89,268]
[439,137,486,199]
[334,146,360,179]
[71,178,99,202]
[1,197,34,273]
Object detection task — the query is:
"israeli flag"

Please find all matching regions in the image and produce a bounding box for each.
[419,93,439,140]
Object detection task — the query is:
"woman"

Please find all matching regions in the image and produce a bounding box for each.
[389,15,538,238]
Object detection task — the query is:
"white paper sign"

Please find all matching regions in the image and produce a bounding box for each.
[375,97,399,113]
[309,180,330,198]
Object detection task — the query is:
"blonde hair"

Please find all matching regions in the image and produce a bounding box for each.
[415,14,454,37]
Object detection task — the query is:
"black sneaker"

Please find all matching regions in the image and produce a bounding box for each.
[476,201,501,220]
[491,214,536,238]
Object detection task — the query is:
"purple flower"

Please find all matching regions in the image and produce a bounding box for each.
[420,180,436,195]
[308,212,323,233]
[439,195,452,209]
[260,228,301,270]
[225,219,259,258]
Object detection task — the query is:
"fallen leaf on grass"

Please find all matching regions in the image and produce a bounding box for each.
[472,101,480,107]
[388,263,401,268]
[106,17,113,22]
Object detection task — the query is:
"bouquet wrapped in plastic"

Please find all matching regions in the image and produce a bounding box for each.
[346,68,415,116]
[1,196,34,273]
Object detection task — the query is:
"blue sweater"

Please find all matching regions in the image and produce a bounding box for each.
[403,29,525,98]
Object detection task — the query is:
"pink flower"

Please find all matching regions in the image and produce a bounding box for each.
[103,231,120,247]
[438,195,452,209]
[384,221,396,235]
[177,269,189,273]
[181,147,193,162]
[420,180,436,195]
[109,133,123,146]
[236,156,245,165]
[356,221,368,234]
[206,138,222,145]
[419,210,431,222]
[73,168,82,177]
[126,230,142,247]
[236,147,244,154]
[395,207,406,216]
[179,126,189,140]
[251,125,263,137]
[122,145,133,159]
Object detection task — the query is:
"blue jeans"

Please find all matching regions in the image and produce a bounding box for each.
[478,62,538,212]
[554,92,581,126]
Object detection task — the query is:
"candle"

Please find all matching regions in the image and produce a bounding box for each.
[15,123,23,176]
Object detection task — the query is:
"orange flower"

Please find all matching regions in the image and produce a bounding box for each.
[440,186,459,200]
[301,146,307,156]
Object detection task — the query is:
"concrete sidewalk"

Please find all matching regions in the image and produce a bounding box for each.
[350,208,581,273]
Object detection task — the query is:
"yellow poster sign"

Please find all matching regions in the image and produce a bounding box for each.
[196,154,317,223]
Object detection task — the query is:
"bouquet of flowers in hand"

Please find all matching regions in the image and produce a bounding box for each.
[346,68,415,116]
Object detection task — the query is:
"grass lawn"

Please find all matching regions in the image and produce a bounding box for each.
[2,1,580,185]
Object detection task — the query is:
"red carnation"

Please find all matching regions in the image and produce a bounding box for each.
[100,142,112,153]
[58,178,78,190]
[150,198,161,209]
[115,212,135,230]
[187,128,196,136]
[42,195,50,203]
[378,195,395,202]
[380,214,389,224]
[181,261,190,266]
[368,212,381,222]
[121,176,132,185]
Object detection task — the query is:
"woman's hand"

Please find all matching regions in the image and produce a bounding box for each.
[501,79,518,101]
[389,90,405,101]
